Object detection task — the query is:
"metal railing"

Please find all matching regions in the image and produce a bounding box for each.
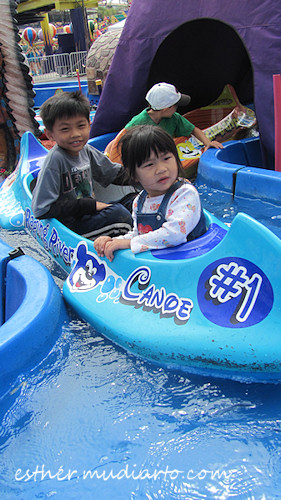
[27,51,87,81]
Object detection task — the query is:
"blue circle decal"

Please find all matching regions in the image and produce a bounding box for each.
[10,213,24,228]
[197,257,274,328]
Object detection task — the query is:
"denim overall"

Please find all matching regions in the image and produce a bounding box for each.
[136,180,206,242]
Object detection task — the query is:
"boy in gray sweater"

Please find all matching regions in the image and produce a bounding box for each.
[32,91,134,239]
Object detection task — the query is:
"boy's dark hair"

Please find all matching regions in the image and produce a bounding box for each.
[40,91,90,131]
[119,125,182,184]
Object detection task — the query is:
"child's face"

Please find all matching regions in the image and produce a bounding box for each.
[45,114,91,156]
[135,149,178,197]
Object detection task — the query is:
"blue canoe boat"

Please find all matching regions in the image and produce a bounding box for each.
[1,131,281,383]
[197,136,281,205]
[0,236,67,389]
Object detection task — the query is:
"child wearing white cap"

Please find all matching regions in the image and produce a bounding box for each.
[125,82,223,152]
[145,82,191,110]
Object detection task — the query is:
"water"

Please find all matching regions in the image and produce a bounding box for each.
[197,184,281,239]
[0,192,281,499]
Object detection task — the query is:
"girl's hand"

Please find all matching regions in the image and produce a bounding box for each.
[94,236,112,257]
[104,239,131,262]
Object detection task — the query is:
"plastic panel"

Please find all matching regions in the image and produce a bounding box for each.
[88,132,118,152]
[235,166,281,204]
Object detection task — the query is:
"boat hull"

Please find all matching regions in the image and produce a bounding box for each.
[197,136,281,205]
[63,214,281,383]
[0,237,67,389]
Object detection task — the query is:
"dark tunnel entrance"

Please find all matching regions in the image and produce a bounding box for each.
[147,18,254,114]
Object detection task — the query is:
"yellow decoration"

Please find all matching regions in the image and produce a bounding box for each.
[40,14,53,47]
[17,0,98,14]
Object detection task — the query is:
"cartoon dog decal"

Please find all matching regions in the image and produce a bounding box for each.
[68,241,106,291]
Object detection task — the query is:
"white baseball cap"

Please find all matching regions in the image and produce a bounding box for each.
[145,82,191,110]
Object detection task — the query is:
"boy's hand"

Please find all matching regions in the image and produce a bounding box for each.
[203,140,224,152]
[104,239,131,262]
[94,236,112,257]
[96,201,111,211]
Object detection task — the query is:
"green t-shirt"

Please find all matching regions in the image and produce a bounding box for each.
[125,108,195,138]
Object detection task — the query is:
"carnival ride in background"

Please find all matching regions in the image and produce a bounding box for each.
[0,0,39,177]
[20,12,126,65]
[21,24,58,72]
[90,0,281,174]
[2,0,281,180]
[0,0,126,178]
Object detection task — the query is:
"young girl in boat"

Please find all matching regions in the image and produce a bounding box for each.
[94,125,206,261]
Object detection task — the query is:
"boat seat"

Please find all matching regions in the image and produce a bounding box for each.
[30,177,37,193]
[152,221,227,260]
[215,138,263,168]
[27,168,40,193]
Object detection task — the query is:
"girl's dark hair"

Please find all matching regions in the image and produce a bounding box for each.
[118,125,182,184]
[40,91,90,131]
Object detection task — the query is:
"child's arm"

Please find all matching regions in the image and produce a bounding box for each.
[37,196,100,220]
[96,202,111,211]
[104,239,131,262]
[94,195,138,260]
[94,236,131,261]
[89,144,131,186]
[104,128,126,159]
[192,127,224,151]
[94,236,112,257]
